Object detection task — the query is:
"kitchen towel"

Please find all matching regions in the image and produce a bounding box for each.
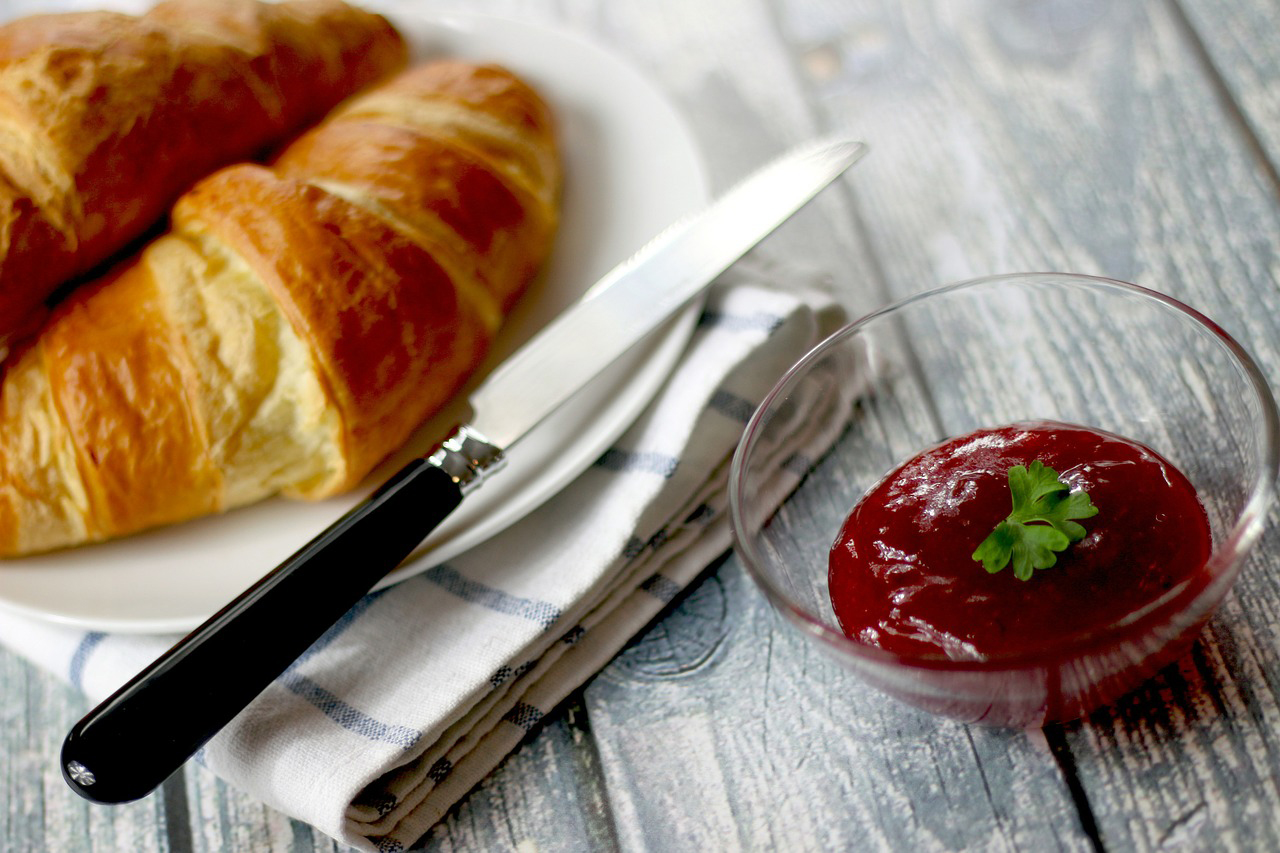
[0,266,854,851]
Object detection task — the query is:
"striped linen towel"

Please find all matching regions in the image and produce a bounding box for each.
[0,268,851,852]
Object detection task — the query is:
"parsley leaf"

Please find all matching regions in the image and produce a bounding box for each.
[971,460,1099,581]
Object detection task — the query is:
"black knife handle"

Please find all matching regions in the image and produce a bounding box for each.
[61,456,464,805]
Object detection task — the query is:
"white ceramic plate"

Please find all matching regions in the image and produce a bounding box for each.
[0,11,709,634]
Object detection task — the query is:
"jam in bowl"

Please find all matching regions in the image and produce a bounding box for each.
[728,273,1278,727]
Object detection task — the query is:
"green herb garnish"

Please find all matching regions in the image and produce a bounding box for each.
[971,460,1098,581]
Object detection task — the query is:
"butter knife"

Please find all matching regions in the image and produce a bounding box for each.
[61,136,867,804]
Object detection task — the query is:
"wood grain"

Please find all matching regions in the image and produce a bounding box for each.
[589,566,1095,851]
[0,651,172,852]
[3,0,1280,850]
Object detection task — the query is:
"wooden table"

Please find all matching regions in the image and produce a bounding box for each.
[5,0,1280,849]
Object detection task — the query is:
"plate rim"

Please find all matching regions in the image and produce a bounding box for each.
[0,9,710,634]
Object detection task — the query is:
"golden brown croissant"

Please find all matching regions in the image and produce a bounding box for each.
[0,60,560,556]
[0,0,407,357]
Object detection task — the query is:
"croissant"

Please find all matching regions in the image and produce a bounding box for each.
[0,60,560,556]
[0,0,407,357]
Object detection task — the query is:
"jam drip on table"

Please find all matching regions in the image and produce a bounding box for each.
[828,421,1212,662]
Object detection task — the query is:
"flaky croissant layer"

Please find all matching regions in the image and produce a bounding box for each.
[0,0,408,357]
[0,60,561,556]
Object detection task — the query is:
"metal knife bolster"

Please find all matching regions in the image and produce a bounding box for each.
[427,425,506,495]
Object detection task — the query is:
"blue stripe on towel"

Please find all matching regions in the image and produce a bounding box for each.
[709,390,757,424]
[641,574,683,603]
[502,701,544,732]
[683,503,715,525]
[622,536,646,559]
[698,310,785,334]
[783,451,814,477]
[595,448,680,478]
[68,632,106,691]
[275,587,421,747]
[266,546,562,748]
[490,659,537,688]
[287,585,394,672]
[424,564,561,629]
[280,672,420,750]
[428,757,453,782]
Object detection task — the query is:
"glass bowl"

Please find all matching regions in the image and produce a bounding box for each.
[728,273,1278,727]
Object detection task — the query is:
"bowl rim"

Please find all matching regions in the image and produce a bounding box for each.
[727,271,1280,672]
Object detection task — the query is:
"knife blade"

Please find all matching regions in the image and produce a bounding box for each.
[61,136,867,805]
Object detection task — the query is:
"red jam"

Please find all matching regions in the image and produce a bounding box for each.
[829,421,1212,663]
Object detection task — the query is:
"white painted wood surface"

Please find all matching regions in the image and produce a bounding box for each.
[3,0,1280,849]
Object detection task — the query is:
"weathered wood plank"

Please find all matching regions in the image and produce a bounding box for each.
[0,649,172,853]
[179,765,323,853]
[1176,0,1280,177]
[590,562,1095,851]
[175,711,618,853]
[5,0,1280,850]
[757,1,1280,851]
[1058,615,1280,852]
[422,705,618,852]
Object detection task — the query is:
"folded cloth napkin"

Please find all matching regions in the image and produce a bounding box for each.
[0,265,851,851]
